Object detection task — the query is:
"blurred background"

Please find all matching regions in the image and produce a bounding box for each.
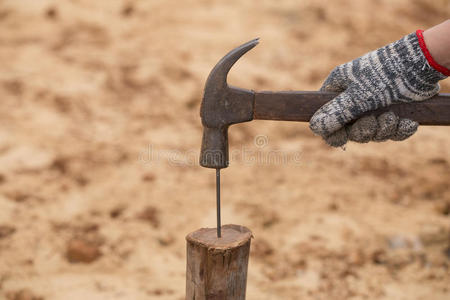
[0,0,449,299]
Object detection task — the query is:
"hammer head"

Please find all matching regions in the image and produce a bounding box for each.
[200,39,259,169]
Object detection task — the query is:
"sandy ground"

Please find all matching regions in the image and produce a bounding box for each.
[0,0,449,299]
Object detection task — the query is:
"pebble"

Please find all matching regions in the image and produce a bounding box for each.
[66,238,101,263]
[5,289,43,300]
[0,225,16,239]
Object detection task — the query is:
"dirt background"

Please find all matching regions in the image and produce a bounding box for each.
[0,0,449,299]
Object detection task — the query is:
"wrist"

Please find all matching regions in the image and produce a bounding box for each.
[384,32,444,101]
[419,20,450,75]
[397,32,447,85]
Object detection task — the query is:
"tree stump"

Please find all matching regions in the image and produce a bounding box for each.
[186,224,252,300]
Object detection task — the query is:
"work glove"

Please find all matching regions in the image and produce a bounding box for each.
[310,30,448,147]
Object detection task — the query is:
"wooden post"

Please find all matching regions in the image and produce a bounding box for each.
[186,224,252,300]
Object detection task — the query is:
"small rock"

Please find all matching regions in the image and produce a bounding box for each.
[385,250,414,269]
[387,234,423,251]
[0,146,54,173]
[5,289,43,300]
[74,175,89,187]
[2,80,23,95]
[251,238,274,259]
[435,201,450,216]
[80,223,99,233]
[45,7,58,20]
[141,173,156,182]
[372,247,415,269]
[419,224,448,247]
[444,247,450,260]
[50,157,68,174]
[347,249,365,267]
[147,289,174,296]
[121,3,134,17]
[66,238,101,263]
[0,173,6,184]
[157,235,175,247]
[387,235,408,249]
[0,225,16,239]
[428,157,448,165]
[261,211,279,228]
[137,206,159,228]
[6,191,30,203]
[328,202,339,211]
[371,249,387,265]
[110,205,126,219]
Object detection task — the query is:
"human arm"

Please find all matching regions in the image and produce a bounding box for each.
[423,20,450,69]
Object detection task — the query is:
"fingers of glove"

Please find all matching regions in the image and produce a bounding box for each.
[390,118,419,141]
[347,112,418,144]
[373,111,399,142]
[348,115,377,143]
[310,89,360,137]
[320,66,349,93]
[324,127,349,148]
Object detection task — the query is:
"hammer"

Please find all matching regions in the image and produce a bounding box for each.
[200,38,450,237]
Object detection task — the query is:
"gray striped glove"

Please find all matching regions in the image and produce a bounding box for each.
[310,31,448,147]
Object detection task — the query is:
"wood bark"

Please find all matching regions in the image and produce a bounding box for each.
[186,224,252,300]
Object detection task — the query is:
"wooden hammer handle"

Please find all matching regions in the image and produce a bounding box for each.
[254,91,450,125]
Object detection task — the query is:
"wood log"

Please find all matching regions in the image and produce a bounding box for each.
[186,224,252,300]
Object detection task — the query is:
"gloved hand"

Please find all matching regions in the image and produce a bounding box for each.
[310,30,448,147]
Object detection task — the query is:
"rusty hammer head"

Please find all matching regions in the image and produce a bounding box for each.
[200,39,259,169]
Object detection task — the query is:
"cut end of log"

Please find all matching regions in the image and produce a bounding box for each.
[186,224,252,300]
[186,224,252,249]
